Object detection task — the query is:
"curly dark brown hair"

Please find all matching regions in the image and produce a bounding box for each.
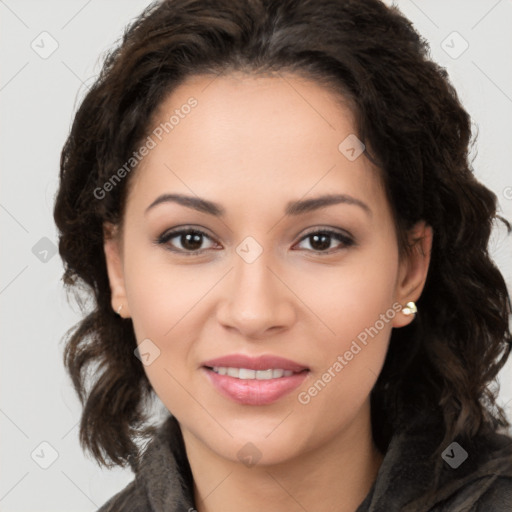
[54,0,511,471]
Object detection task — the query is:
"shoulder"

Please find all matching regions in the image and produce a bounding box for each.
[436,475,512,511]
[379,410,512,512]
[429,429,512,511]
[95,415,195,512]
[96,479,151,512]
[476,475,512,509]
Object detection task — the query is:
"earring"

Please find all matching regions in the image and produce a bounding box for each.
[116,304,123,316]
[402,301,417,316]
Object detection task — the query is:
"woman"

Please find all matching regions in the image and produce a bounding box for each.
[54,0,512,510]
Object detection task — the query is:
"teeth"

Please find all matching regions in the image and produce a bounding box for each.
[239,368,256,379]
[227,367,239,378]
[257,369,274,380]
[211,367,296,379]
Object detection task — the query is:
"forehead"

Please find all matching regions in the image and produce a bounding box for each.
[126,72,385,215]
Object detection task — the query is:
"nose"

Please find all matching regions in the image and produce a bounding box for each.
[216,251,296,340]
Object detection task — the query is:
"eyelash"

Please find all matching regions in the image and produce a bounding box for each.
[155,226,355,256]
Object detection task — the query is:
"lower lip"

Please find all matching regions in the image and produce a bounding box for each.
[203,368,309,405]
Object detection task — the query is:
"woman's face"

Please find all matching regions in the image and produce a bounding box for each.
[104,72,430,466]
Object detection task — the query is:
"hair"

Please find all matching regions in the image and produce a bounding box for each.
[54,0,511,477]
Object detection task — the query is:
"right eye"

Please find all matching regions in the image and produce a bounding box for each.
[156,227,220,255]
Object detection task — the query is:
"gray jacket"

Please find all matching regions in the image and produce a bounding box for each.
[97,410,512,511]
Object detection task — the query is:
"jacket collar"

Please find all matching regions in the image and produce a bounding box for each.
[135,415,194,511]
[357,408,512,511]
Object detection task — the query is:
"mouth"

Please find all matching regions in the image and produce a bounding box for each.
[201,354,310,405]
[208,367,297,379]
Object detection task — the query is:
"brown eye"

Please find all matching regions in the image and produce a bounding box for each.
[178,232,204,251]
[157,228,217,254]
[296,229,354,254]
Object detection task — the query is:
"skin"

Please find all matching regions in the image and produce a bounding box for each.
[104,72,432,512]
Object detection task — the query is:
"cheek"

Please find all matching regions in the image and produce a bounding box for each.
[122,247,213,373]
[122,252,199,413]
[305,246,399,345]
[301,244,399,404]
[123,245,199,338]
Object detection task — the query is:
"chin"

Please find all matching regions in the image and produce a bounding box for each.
[203,416,312,466]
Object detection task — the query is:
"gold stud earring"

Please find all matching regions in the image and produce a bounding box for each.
[402,301,417,316]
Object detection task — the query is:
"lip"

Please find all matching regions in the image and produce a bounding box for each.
[201,354,309,372]
[201,354,309,406]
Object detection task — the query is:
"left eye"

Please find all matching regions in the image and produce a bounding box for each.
[295,230,354,253]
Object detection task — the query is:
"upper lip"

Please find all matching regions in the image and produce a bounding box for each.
[201,354,309,372]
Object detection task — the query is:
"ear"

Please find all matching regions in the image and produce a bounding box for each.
[392,220,433,328]
[103,222,130,318]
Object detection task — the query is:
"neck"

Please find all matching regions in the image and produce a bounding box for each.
[182,403,383,512]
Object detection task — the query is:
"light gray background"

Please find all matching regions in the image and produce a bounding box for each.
[1,0,511,510]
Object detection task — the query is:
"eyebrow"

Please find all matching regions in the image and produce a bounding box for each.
[144,193,371,217]
[285,193,371,217]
